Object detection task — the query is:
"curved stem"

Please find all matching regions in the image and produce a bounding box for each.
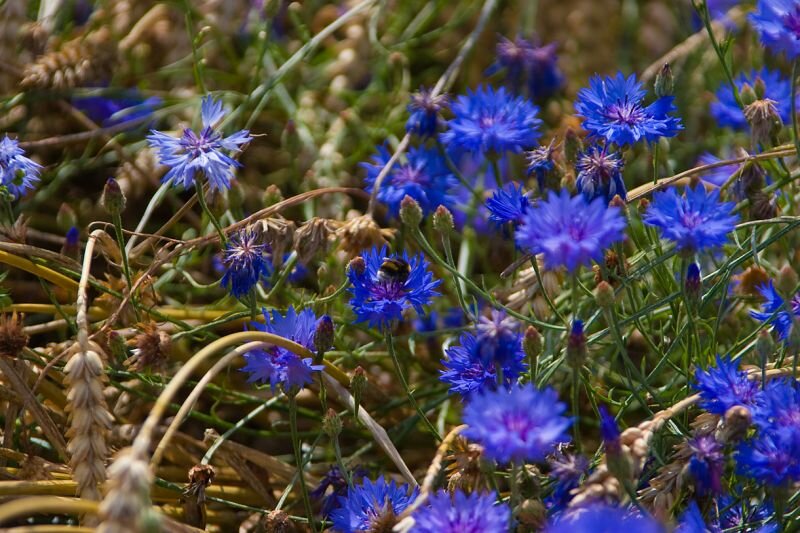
[289,393,317,533]
[193,178,227,245]
[385,331,441,441]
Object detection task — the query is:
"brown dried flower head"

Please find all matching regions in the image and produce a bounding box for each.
[734,265,769,296]
[125,322,171,372]
[336,213,394,257]
[294,217,336,264]
[260,510,298,533]
[0,312,28,357]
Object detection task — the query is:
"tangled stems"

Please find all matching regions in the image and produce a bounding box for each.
[194,177,227,245]
[385,331,442,441]
[111,210,139,320]
[288,392,317,532]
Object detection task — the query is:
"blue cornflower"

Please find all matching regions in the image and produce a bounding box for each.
[718,494,775,530]
[687,435,725,496]
[694,354,759,415]
[750,281,799,341]
[310,465,368,518]
[676,501,718,533]
[240,306,328,391]
[412,490,511,532]
[575,145,626,203]
[575,72,682,146]
[0,135,41,200]
[487,36,564,101]
[347,246,441,329]
[330,476,418,533]
[147,95,251,191]
[73,91,161,128]
[440,331,527,397]
[486,183,530,226]
[361,145,457,218]
[406,88,449,138]
[545,504,663,533]
[750,0,800,59]
[697,153,742,188]
[712,68,797,130]
[752,378,800,430]
[515,189,626,272]
[527,140,557,191]
[463,383,571,464]
[220,229,272,298]
[440,85,542,155]
[545,450,589,513]
[736,424,800,486]
[643,186,739,253]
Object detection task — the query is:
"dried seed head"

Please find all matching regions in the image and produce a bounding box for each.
[347,256,366,277]
[734,265,769,296]
[125,322,171,373]
[336,213,393,257]
[0,312,28,358]
[744,99,782,146]
[261,218,295,262]
[294,217,335,264]
[186,464,216,494]
[260,510,298,533]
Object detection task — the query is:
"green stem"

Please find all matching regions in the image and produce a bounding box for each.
[490,157,504,189]
[509,461,521,515]
[112,211,139,320]
[288,393,317,532]
[441,233,473,321]
[792,58,800,169]
[332,435,352,489]
[194,178,227,245]
[572,365,581,452]
[385,331,442,441]
[531,258,565,324]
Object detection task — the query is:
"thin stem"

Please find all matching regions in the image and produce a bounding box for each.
[531,257,565,324]
[791,59,800,167]
[385,331,442,441]
[572,365,581,453]
[332,435,353,489]
[490,156,504,189]
[194,178,227,245]
[112,211,139,320]
[509,462,521,515]
[441,233,473,321]
[289,393,317,533]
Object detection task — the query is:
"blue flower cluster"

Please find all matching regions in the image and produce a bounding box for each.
[240,306,328,391]
[0,136,41,200]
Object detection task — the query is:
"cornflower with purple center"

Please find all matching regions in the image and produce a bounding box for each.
[693,354,759,415]
[462,383,571,464]
[240,306,328,392]
[527,139,557,191]
[487,35,564,101]
[750,0,800,59]
[736,422,800,486]
[361,145,457,219]
[219,229,272,298]
[486,183,530,226]
[0,135,41,200]
[440,324,527,398]
[687,435,725,496]
[440,85,542,156]
[711,68,798,130]
[411,490,511,532]
[575,144,626,202]
[643,186,739,253]
[347,246,441,329]
[750,281,800,341]
[406,88,449,138]
[330,476,418,533]
[147,95,251,191]
[575,72,682,146]
[515,189,626,272]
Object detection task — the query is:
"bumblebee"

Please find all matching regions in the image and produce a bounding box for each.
[377,257,411,283]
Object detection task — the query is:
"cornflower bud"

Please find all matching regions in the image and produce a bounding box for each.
[399,195,423,227]
[432,205,454,233]
[654,63,674,97]
[101,177,126,214]
[566,320,586,369]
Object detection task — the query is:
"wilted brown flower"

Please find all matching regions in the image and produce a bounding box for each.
[125,322,171,372]
[294,217,336,264]
[336,213,394,257]
[0,312,28,358]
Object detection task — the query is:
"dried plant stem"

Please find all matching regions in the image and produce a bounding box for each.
[150,341,269,468]
[393,424,466,532]
[0,497,98,526]
[0,358,67,460]
[323,373,417,486]
[0,250,78,293]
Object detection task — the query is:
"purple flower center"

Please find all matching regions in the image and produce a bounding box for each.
[392,165,426,186]
[182,127,221,158]
[479,115,498,129]
[605,99,645,126]
[681,211,703,229]
[502,412,531,434]
[370,278,407,300]
[783,8,800,40]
